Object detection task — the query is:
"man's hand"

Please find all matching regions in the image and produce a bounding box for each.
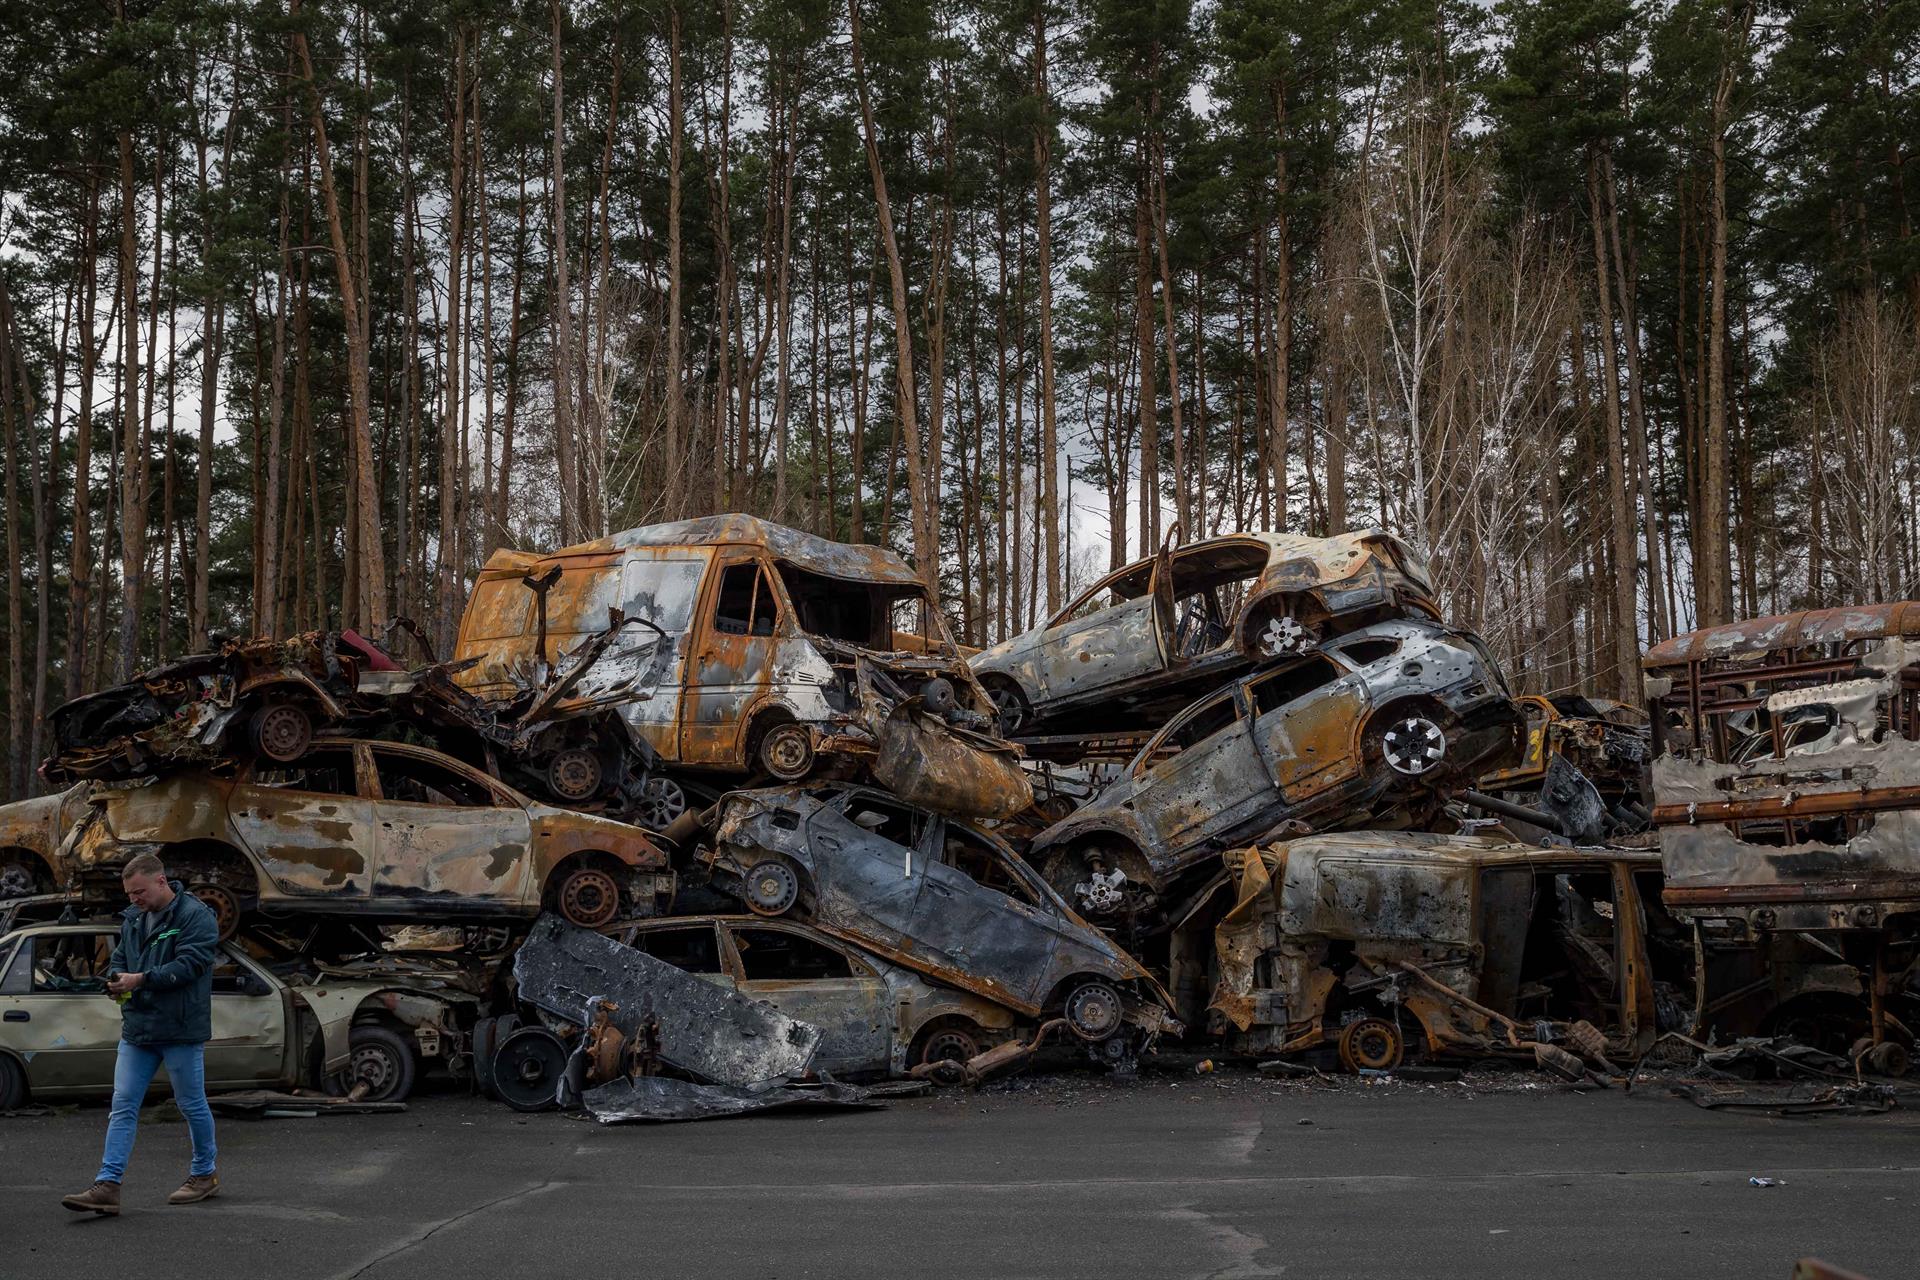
[106,972,145,995]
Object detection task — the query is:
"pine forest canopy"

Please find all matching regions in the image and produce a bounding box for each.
[0,0,1916,804]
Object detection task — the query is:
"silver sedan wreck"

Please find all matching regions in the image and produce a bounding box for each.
[969,529,1440,737]
[698,784,1182,1054]
[1026,618,1522,933]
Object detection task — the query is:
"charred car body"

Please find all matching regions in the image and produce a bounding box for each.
[1476,694,1653,843]
[699,784,1181,1052]
[48,739,674,935]
[1644,604,1920,1058]
[970,529,1440,739]
[1026,618,1522,936]
[0,917,484,1107]
[453,514,1030,821]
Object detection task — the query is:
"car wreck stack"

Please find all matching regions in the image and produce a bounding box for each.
[3,515,1916,1120]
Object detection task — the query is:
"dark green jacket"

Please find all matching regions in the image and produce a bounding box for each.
[108,882,218,1046]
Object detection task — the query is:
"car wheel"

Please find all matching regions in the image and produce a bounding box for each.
[249,702,313,764]
[986,681,1029,736]
[1337,1017,1404,1073]
[757,722,815,781]
[0,854,40,900]
[190,883,243,942]
[1063,980,1125,1042]
[0,1055,26,1110]
[545,748,604,802]
[911,1022,982,1069]
[493,1027,569,1112]
[742,860,800,916]
[472,1014,522,1100]
[1375,713,1449,777]
[630,773,688,830]
[556,865,622,929]
[343,1025,417,1103]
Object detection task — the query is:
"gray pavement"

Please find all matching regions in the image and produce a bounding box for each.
[3,1071,1914,1279]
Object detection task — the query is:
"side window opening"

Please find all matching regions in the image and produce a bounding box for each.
[732,927,855,980]
[775,561,881,644]
[0,939,31,995]
[1248,655,1345,715]
[251,749,359,796]
[941,828,1038,907]
[30,933,113,993]
[1337,638,1400,668]
[1171,696,1238,750]
[714,563,779,637]
[628,924,724,974]
[1057,565,1151,625]
[374,754,494,807]
[842,795,922,849]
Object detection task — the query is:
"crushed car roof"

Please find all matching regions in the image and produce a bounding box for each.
[484,514,926,589]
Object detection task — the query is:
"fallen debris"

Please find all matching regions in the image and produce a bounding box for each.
[580,1075,880,1124]
[208,1090,410,1118]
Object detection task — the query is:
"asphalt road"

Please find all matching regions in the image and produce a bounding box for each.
[3,1070,1914,1280]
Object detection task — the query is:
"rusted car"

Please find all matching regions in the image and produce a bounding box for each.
[0,783,93,898]
[42,630,407,786]
[606,915,1030,1078]
[1198,830,1915,1072]
[969,529,1439,737]
[1644,603,1920,1059]
[698,784,1182,1050]
[0,917,482,1106]
[453,514,1030,822]
[1026,618,1522,934]
[48,738,674,935]
[1476,694,1652,842]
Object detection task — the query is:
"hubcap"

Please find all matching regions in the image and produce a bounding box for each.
[631,775,687,829]
[990,686,1025,734]
[1259,615,1312,657]
[1381,716,1447,776]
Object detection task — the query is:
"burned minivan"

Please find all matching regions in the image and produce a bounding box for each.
[454,515,1029,822]
[969,529,1440,737]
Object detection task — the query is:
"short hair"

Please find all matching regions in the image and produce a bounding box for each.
[122,852,167,880]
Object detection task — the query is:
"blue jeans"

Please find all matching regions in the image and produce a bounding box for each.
[97,1041,217,1183]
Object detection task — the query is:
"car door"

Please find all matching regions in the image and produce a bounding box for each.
[227,745,379,901]
[368,747,536,912]
[680,552,785,765]
[0,928,123,1092]
[1244,653,1366,803]
[202,945,291,1088]
[905,823,1062,1009]
[1036,553,1170,704]
[622,921,735,991]
[1133,691,1271,855]
[801,792,932,952]
[612,549,713,761]
[725,923,893,1077]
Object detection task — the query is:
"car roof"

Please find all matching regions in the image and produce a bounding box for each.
[1259,830,1660,869]
[507,513,927,589]
[1642,602,1920,668]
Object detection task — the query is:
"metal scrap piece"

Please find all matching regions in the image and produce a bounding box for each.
[580,1075,878,1124]
[512,914,820,1089]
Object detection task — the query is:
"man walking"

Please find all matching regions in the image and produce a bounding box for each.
[61,853,222,1215]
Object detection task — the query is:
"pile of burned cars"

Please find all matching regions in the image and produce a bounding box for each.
[8,511,1919,1116]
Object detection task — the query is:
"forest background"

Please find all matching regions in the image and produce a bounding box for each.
[0,0,1915,801]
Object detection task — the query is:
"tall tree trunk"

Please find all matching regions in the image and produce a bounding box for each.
[1588,151,1640,699]
[850,0,938,605]
[116,80,145,680]
[664,2,685,519]
[1134,149,1158,553]
[1699,4,1751,626]
[439,26,467,652]
[1033,2,1059,612]
[1,305,24,795]
[549,0,577,546]
[1270,86,1291,535]
[293,0,388,629]
[69,175,101,699]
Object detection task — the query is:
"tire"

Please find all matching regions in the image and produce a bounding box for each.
[249,701,313,764]
[984,680,1030,737]
[910,1021,983,1070]
[342,1025,417,1103]
[0,1055,26,1110]
[756,721,815,782]
[493,1028,569,1112]
[742,859,801,917]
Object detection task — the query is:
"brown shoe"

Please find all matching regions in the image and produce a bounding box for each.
[61,1181,121,1215]
[167,1172,219,1205]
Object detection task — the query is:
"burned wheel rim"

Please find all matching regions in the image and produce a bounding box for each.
[493,1028,568,1112]
[547,748,603,802]
[250,703,311,763]
[631,775,688,830]
[988,684,1027,735]
[1380,716,1447,776]
[759,724,815,781]
[1064,981,1124,1042]
[352,1041,404,1099]
[557,867,621,928]
[743,860,799,916]
[0,859,36,900]
[1257,614,1315,657]
[191,884,241,940]
[1337,1018,1404,1073]
[917,1027,980,1067]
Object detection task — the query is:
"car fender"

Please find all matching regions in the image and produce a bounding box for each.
[287,980,394,1076]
